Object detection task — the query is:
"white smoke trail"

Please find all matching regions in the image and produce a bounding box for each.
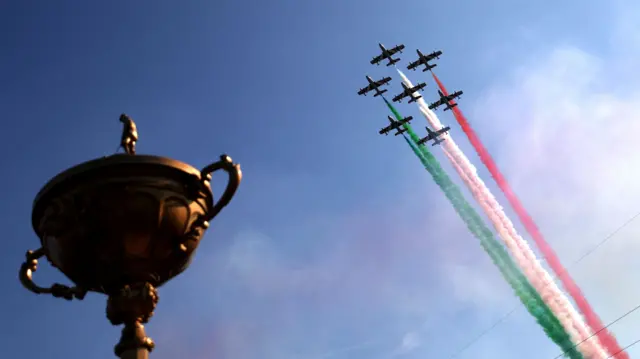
[396,69,608,359]
[442,150,599,359]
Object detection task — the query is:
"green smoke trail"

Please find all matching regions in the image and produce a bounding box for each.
[385,99,582,359]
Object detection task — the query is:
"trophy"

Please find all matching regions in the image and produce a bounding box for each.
[19,114,242,358]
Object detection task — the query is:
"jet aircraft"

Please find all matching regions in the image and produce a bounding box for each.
[370,43,405,66]
[357,75,392,97]
[379,115,414,136]
[407,49,442,72]
[417,126,450,146]
[428,89,463,111]
[392,82,427,103]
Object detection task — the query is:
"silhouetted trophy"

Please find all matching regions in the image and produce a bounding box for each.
[19,114,242,359]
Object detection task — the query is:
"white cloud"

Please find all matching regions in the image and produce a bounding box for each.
[390,331,421,357]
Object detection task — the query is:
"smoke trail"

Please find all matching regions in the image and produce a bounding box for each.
[398,69,606,358]
[395,70,607,359]
[385,99,582,359]
[429,72,626,359]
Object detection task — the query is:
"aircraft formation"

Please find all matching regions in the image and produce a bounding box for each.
[357,43,462,145]
[359,45,632,359]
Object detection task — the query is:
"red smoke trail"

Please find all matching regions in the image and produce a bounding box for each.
[431,73,627,359]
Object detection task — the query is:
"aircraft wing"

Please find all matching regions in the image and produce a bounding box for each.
[392,93,406,102]
[357,87,369,95]
[376,77,392,86]
[425,51,442,61]
[370,54,385,64]
[428,99,445,109]
[406,59,421,70]
[414,83,427,91]
[379,125,393,135]
[407,83,426,93]
[417,133,433,145]
[435,126,451,135]
[387,44,405,55]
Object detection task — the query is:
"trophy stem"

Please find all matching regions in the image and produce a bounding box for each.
[116,321,153,359]
[107,283,158,358]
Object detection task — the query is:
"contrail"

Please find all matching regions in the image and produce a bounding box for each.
[384,99,582,359]
[429,71,627,359]
[395,69,607,359]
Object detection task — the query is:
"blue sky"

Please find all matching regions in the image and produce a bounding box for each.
[2,1,640,358]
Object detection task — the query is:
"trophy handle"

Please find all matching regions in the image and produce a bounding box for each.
[19,247,87,301]
[200,154,242,221]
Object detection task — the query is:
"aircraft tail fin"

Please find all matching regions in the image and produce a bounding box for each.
[423,63,437,72]
[374,89,387,97]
